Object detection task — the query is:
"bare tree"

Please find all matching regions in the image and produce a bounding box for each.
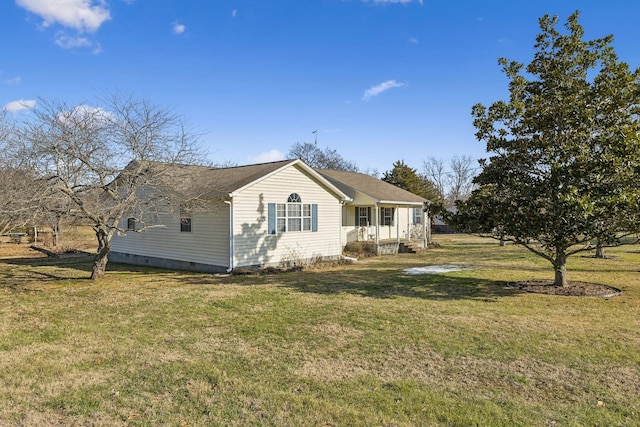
[422,157,447,199]
[0,112,45,234]
[448,155,476,203]
[18,94,204,279]
[288,142,358,172]
[423,155,477,206]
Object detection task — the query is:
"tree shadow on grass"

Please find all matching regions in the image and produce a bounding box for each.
[1,255,523,301]
[0,255,176,285]
[276,268,523,301]
[0,255,95,286]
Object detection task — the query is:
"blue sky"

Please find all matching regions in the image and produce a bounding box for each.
[3,1,640,174]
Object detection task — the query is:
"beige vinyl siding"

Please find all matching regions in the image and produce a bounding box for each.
[112,203,230,268]
[231,164,342,268]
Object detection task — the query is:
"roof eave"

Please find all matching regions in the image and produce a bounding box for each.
[378,200,427,206]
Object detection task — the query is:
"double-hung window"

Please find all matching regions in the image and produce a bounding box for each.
[269,194,317,234]
[381,207,395,226]
[358,207,370,226]
[413,207,423,225]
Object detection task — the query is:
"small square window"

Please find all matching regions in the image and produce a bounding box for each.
[180,206,192,232]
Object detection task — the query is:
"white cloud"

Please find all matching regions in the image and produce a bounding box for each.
[231,9,238,18]
[248,149,285,164]
[5,75,22,85]
[55,105,113,128]
[55,32,91,48]
[408,37,419,44]
[172,21,186,34]
[16,0,111,32]
[362,80,406,101]
[54,32,102,53]
[3,99,36,112]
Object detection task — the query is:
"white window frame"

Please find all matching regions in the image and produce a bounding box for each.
[358,207,370,226]
[413,207,422,225]
[381,207,394,226]
[277,193,312,233]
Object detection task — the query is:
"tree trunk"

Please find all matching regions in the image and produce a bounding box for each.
[595,239,605,258]
[51,220,60,247]
[553,252,568,287]
[91,229,111,280]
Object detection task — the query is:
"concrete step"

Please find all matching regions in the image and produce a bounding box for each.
[399,242,427,254]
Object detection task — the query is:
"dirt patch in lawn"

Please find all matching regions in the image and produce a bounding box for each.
[508,280,622,297]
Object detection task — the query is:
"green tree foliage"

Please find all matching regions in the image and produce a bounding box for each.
[450,11,640,286]
[382,160,442,202]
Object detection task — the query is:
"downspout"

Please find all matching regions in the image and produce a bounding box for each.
[396,204,400,244]
[339,200,344,251]
[375,204,379,245]
[224,198,234,273]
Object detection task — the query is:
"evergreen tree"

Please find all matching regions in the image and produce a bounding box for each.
[450,12,640,286]
[382,160,442,202]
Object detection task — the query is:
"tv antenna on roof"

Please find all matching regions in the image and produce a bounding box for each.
[312,130,317,145]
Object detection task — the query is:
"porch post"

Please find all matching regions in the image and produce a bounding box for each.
[375,204,379,245]
[423,214,427,249]
[423,201,430,249]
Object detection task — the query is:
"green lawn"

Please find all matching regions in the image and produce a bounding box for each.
[0,235,639,426]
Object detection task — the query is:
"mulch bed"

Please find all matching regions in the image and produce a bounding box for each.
[508,280,622,297]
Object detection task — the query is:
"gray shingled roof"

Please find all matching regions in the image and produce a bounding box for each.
[136,159,423,204]
[317,169,427,204]
[201,159,296,194]
[144,159,298,197]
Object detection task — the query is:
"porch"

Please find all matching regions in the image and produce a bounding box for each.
[344,238,426,255]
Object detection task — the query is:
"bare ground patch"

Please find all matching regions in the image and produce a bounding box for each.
[508,280,622,297]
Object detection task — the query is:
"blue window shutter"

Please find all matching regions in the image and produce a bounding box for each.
[367,207,371,226]
[268,203,276,234]
[355,207,359,226]
[312,204,318,232]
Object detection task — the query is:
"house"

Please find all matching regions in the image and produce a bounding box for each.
[110,159,428,273]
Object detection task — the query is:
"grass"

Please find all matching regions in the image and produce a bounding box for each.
[0,234,639,426]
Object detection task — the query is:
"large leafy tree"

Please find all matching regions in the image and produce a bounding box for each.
[451,12,640,287]
[382,160,442,202]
